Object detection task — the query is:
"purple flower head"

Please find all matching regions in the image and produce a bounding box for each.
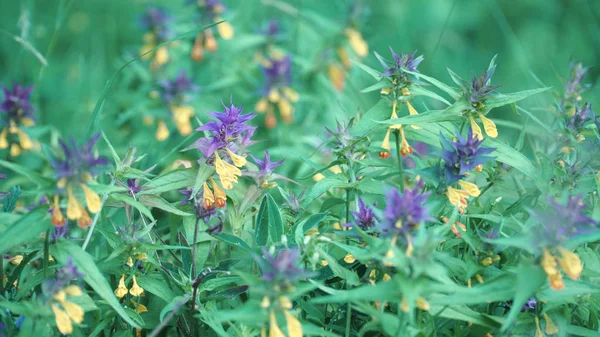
[564,61,590,99]
[179,188,216,222]
[1,84,35,122]
[467,67,500,104]
[261,20,280,37]
[42,257,84,297]
[283,191,303,215]
[190,101,255,158]
[521,297,537,312]
[379,48,424,80]
[0,322,5,337]
[566,103,596,133]
[378,182,432,236]
[139,6,173,41]
[127,179,142,194]
[251,150,283,179]
[532,195,598,247]
[51,225,69,242]
[158,71,200,104]
[0,173,5,179]
[344,198,378,230]
[440,128,495,185]
[204,0,227,13]
[258,248,310,283]
[50,134,109,182]
[261,55,292,95]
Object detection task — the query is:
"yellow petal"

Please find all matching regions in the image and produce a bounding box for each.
[126,256,134,267]
[62,300,84,324]
[214,152,241,190]
[534,317,544,337]
[327,64,346,92]
[336,47,352,68]
[80,184,101,214]
[343,253,356,264]
[64,285,83,297]
[282,87,300,103]
[203,182,215,209]
[21,117,35,126]
[283,310,303,337]
[54,290,67,302]
[543,313,558,335]
[52,305,73,335]
[156,120,170,141]
[278,99,293,123]
[548,272,564,291]
[154,46,169,66]
[541,248,559,276]
[312,173,325,182]
[406,101,421,130]
[557,247,582,280]
[57,177,67,189]
[66,187,82,220]
[129,276,144,297]
[255,97,269,113]
[115,275,128,298]
[269,311,285,337]
[400,297,409,313]
[77,206,92,228]
[479,114,498,138]
[225,148,247,167]
[10,143,21,157]
[211,180,227,208]
[457,180,481,197]
[416,297,430,311]
[268,88,281,103]
[381,128,391,152]
[0,128,8,149]
[345,28,368,57]
[216,19,234,40]
[17,129,33,149]
[469,115,483,141]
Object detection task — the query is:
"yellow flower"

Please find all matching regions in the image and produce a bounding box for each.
[214,152,242,190]
[343,254,356,264]
[66,187,83,220]
[171,105,195,136]
[345,28,368,57]
[406,101,420,130]
[269,311,285,337]
[114,275,128,298]
[543,313,558,335]
[225,148,247,167]
[51,195,66,226]
[557,247,582,280]
[9,255,23,265]
[416,296,430,311]
[131,300,148,314]
[446,182,480,213]
[255,97,269,113]
[328,64,346,92]
[283,310,303,337]
[80,184,101,214]
[203,182,215,209]
[336,47,352,68]
[0,128,8,149]
[211,179,227,208]
[51,286,84,335]
[378,129,392,159]
[155,120,170,141]
[129,275,144,297]
[534,317,545,337]
[126,257,134,267]
[216,19,234,40]
[479,114,498,138]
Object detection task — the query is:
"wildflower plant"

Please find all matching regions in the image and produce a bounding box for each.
[2,2,600,337]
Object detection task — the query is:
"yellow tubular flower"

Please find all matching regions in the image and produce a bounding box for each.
[278,99,293,124]
[336,47,352,68]
[400,297,409,313]
[328,64,346,92]
[255,97,269,113]
[534,317,544,337]
[129,275,144,297]
[52,195,66,226]
[283,310,303,337]
[282,87,300,102]
[155,120,170,141]
[10,143,21,157]
[171,105,195,136]
[345,28,368,57]
[114,275,128,298]
[557,247,582,280]
[268,88,281,103]
[343,254,356,264]
[225,148,247,167]
[457,180,481,197]
[52,305,73,335]
[469,115,484,140]
[548,272,564,291]
[215,152,242,190]
[406,101,421,130]
[479,114,498,138]
[66,187,82,220]
[378,129,392,159]
[416,297,430,311]
[216,19,234,40]
[9,255,23,265]
[17,129,33,149]
[80,184,101,214]
[203,182,215,209]
[126,257,134,267]
[399,128,413,156]
[446,186,469,213]
[211,179,227,208]
[77,206,92,229]
[154,46,169,66]
[541,248,558,276]
[543,313,558,334]
[269,311,285,337]
[0,128,8,149]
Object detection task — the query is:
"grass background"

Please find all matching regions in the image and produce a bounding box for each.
[0,0,598,160]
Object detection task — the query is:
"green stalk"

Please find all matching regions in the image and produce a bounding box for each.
[0,255,4,294]
[344,161,357,337]
[43,229,50,278]
[190,217,201,337]
[394,131,405,190]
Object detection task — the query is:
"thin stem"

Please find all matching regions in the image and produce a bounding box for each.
[82,178,116,250]
[190,217,201,337]
[394,130,405,190]
[43,229,50,278]
[0,255,4,294]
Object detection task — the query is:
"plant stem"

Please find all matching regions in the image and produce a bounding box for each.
[394,130,405,190]
[0,256,4,294]
[43,229,50,278]
[190,217,201,337]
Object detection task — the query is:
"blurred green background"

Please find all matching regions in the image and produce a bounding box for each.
[0,0,598,153]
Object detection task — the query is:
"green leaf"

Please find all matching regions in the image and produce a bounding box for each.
[485,87,551,110]
[51,240,141,328]
[101,129,121,167]
[500,262,546,332]
[0,159,51,186]
[350,100,391,137]
[381,109,463,126]
[140,169,196,195]
[302,176,350,207]
[214,233,252,253]
[317,248,360,286]
[139,194,192,216]
[351,59,382,80]
[404,69,461,100]
[0,208,49,256]
[3,185,21,212]
[294,213,327,244]
[109,193,155,221]
[255,195,270,246]
[191,163,215,199]
[136,275,177,303]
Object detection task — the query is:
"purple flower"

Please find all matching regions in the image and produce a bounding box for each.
[258,248,310,283]
[0,322,5,337]
[42,258,84,297]
[127,179,142,194]
[466,67,500,105]
[50,134,109,182]
[158,71,200,104]
[566,103,596,132]
[345,198,378,230]
[378,182,432,236]
[251,150,283,179]
[403,142,428,169]
[283,191,303,215]
[521,297,536,312]
[261,55,292,95]
[140,6,173,41]
[0,173,5,179]
[564,61,590,101]
[532,195,598,247]
[440,128,494,185]
[261,20,280,37]
[51,225,69,242]
[1,84,34,117]
[378,48,424,80]
[189,102,256,158]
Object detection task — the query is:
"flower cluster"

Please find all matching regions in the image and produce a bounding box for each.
[532,195,597,290]
[440,128,494,212]
[49,135,109,228]
[345,198,378,230]
[188,102,255,209]
[190,0,234,62]
[0,84,36,157]
[379,49,424,83]
[150,71,200,141]
[255,55,300,128]
[377,182,432,237]
[249,150,283,189]
[114,274,144,299]
[565,103,596,139]
[42,259,85,335]
[561,61,590,114]
[139,6,174,69]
